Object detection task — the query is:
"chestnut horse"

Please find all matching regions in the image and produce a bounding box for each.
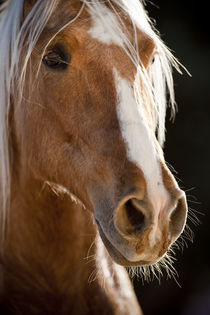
[0,0,187,314]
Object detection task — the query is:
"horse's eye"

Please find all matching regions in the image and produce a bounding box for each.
[42,50,69,70]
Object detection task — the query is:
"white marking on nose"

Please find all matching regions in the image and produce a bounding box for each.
[114,69,170,230]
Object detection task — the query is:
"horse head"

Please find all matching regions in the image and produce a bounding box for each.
[3,0,187,267]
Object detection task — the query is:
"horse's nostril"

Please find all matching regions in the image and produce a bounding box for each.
[169,195,187,239]
[115,198,147,236]
[125,199,145,232]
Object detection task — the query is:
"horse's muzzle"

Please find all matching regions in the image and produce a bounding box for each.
[94,187,187,266]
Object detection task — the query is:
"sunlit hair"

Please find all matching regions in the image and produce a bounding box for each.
[0,0,182,236]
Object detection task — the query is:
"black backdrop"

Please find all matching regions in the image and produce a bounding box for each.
[134,2,210,315]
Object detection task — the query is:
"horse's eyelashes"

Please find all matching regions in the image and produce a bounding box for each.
[42,50,70,70]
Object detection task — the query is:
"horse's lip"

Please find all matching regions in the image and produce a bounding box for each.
[95,219,151,267]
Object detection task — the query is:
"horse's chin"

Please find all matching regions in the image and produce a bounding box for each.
[96,220,155,267]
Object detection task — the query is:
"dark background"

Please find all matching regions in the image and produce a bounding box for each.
[134,2,210,315]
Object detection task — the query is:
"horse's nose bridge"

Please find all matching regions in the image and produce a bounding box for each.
[104,67,187,239]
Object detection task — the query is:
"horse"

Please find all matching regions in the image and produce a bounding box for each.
[0,0,188,314]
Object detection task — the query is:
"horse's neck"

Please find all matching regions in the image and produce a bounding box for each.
[5,175,98,290]
[1,174,141,314]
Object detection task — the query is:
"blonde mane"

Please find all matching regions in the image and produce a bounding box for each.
[0,0,182,235]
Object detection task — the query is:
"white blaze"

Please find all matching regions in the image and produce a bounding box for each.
[87,3,124,47]
[114,70,169,215]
